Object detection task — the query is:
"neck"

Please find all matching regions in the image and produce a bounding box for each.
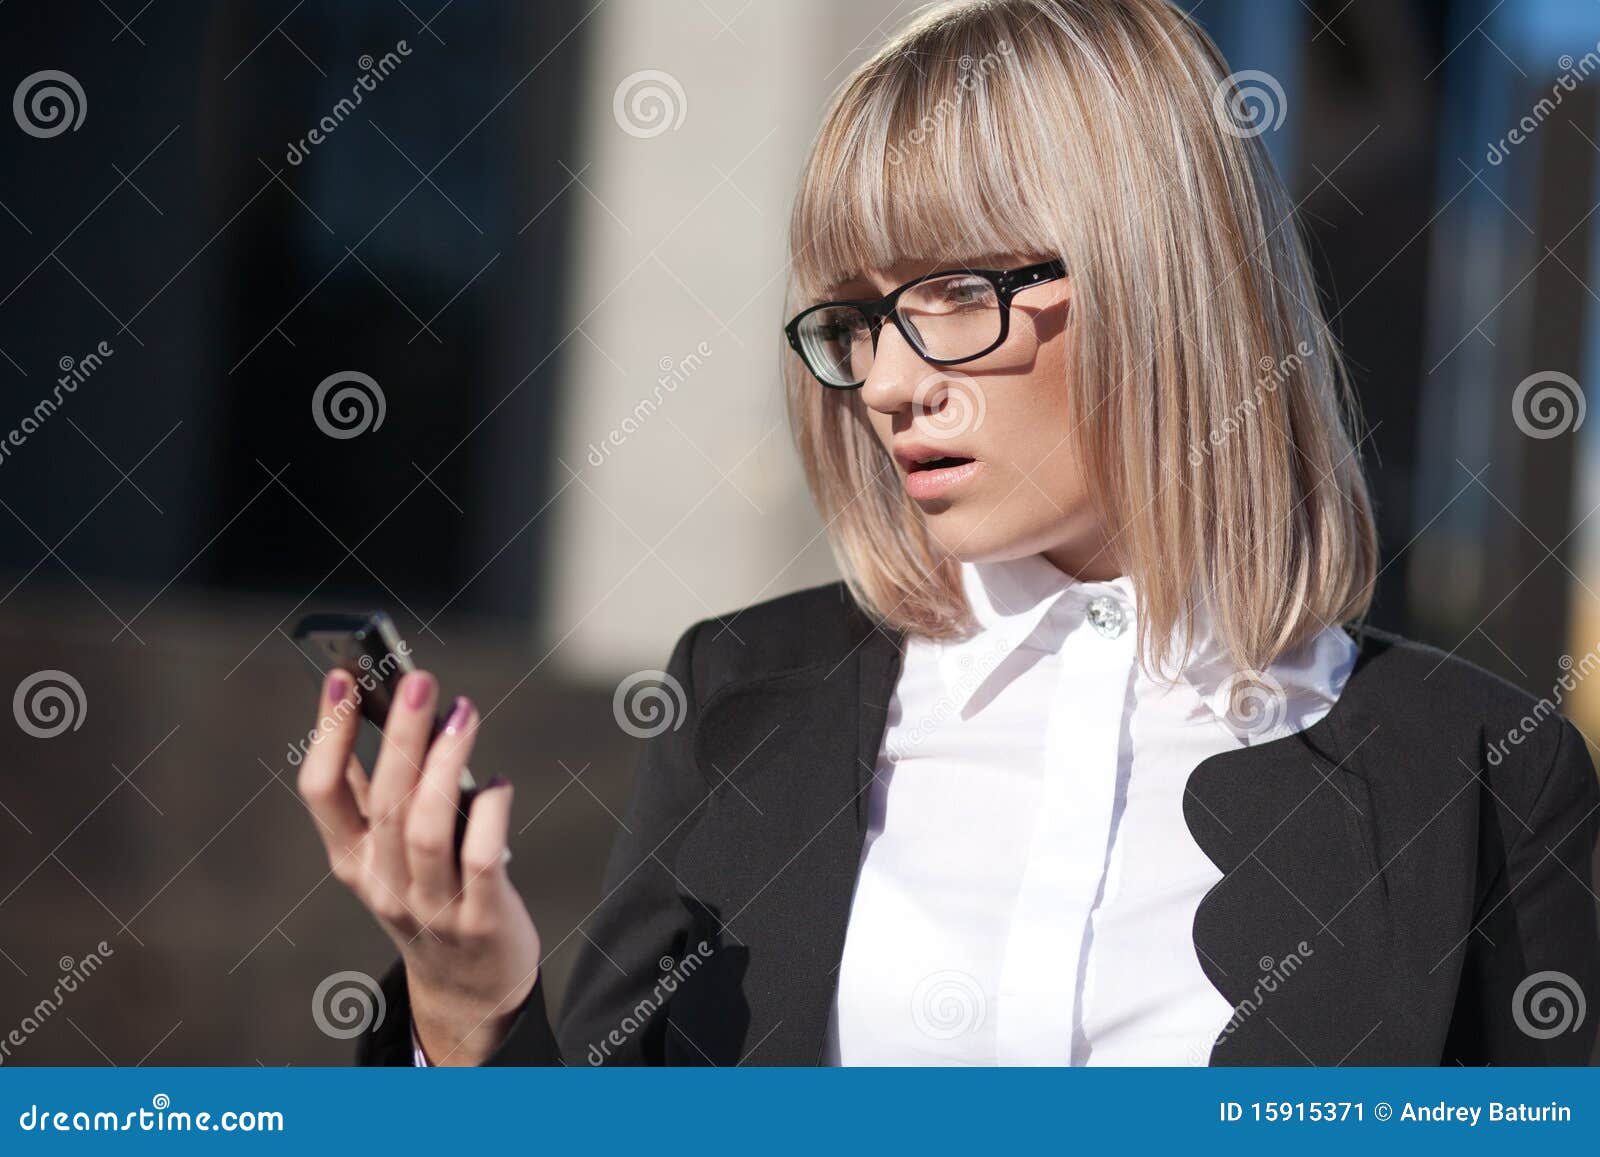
[1040,539,1123,583]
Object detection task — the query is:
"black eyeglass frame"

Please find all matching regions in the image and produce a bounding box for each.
[784,258,1068,389]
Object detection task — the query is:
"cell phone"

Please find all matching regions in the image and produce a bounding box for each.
[290,611,479,851]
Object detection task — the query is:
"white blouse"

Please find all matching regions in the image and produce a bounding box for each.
[822,553,1357,1066]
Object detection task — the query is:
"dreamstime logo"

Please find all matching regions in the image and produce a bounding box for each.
[0,339,114,470]
[886,633,1013,763]
[612,669,687,739]
[13,669,86,738]
[885,41,1013,165]
[284,638,410,768]
[13,70,86,138]
[285,42,411,165]
[1511,370,1584,439]
[587,341,713,467]
[312,370,386,439]
[1188,341,1312,465]
[585,940,714,1064]
[1486,642,1600,767]
[1213,669,1286,739]
[612,70,686,138]
[911,970,986,1040]
[311,970,386,1040]
[0,940,114,1064]
[1199,939,1316,1061]
[1487,43,1600,165]
[1512,970,1586,1040]
[911,369,987,440]
[1212,69,1286,139]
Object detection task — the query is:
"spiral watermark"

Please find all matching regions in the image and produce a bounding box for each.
[13,70,86,138]
[311,370,386,439]
[911,369,987,440]
[13,669,86,739]
[311,970,386,1039]
[612,669,687,739]
[1212,669,1287,739]
[612,70,686,139]
[1512,970,1586,1040]
[910,970,986,1040]
[1511,370,1584,439]
[1212,69,1286,139]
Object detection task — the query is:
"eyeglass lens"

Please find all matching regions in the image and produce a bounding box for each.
[796,272,1002,386]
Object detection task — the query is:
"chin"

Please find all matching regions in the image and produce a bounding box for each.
[922,512,1029,565]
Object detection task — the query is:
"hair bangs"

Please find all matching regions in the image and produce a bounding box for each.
[790,23,1061,301]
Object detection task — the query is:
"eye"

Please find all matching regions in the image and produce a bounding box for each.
[933,277,993,308]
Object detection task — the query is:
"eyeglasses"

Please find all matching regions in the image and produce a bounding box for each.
[784,258,1067,389]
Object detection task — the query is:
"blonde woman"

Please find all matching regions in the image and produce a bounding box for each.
[300,0,1600,1066]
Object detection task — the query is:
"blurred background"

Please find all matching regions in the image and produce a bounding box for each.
[1,0,1598,1063]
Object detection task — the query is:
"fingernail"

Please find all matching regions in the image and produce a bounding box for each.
[402,671,435,710]
[444,696,472,734]
[327,671,350,703]
[485,774,510,790]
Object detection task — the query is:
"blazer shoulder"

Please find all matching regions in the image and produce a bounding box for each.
[679,579,890,702]
[1345,625,1586,780]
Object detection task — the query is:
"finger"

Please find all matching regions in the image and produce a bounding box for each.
[366,670,437,913]
[297,669,367,874]
[459,779,514,929]
[345,757,371,818]
[406,696,477,913]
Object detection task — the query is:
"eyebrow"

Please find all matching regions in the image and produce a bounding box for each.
[819,274,873,299]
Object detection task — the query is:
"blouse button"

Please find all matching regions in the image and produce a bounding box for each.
[1085,594,1127,638]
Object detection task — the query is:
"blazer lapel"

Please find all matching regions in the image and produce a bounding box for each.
[671,624,903,1064]
[1185,688,1427,1065]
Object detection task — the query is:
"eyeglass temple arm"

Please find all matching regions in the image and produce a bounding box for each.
[994,259,1067,294]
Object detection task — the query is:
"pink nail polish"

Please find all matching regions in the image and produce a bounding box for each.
[403,671,435,710]
[327,671,350,703]
[444,696,472,733]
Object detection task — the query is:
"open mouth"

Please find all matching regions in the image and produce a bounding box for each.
[908,455,975,472]
[900,452,983,500]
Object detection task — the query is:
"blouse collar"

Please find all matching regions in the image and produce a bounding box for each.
[935,553,1354,744]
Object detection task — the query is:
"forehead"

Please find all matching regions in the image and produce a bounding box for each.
[820,253,1032,298]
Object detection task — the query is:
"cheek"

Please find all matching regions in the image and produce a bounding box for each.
[980,367,1073,477]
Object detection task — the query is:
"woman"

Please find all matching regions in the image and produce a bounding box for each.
[300,0,1600,1066]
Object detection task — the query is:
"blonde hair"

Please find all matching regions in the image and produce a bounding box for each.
[783,0,1376,674]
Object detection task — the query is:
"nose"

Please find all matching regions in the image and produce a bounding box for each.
[859,323,930,417]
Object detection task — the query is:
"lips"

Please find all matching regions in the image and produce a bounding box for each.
[893,441,982,501]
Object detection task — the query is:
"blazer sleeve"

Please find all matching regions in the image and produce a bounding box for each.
[358,619,709,1066]
[1446,718,1600,1064]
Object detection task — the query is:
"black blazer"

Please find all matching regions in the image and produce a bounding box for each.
[361,581,1600,1066]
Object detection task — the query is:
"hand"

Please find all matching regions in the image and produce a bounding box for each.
[297,668,541,1065]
